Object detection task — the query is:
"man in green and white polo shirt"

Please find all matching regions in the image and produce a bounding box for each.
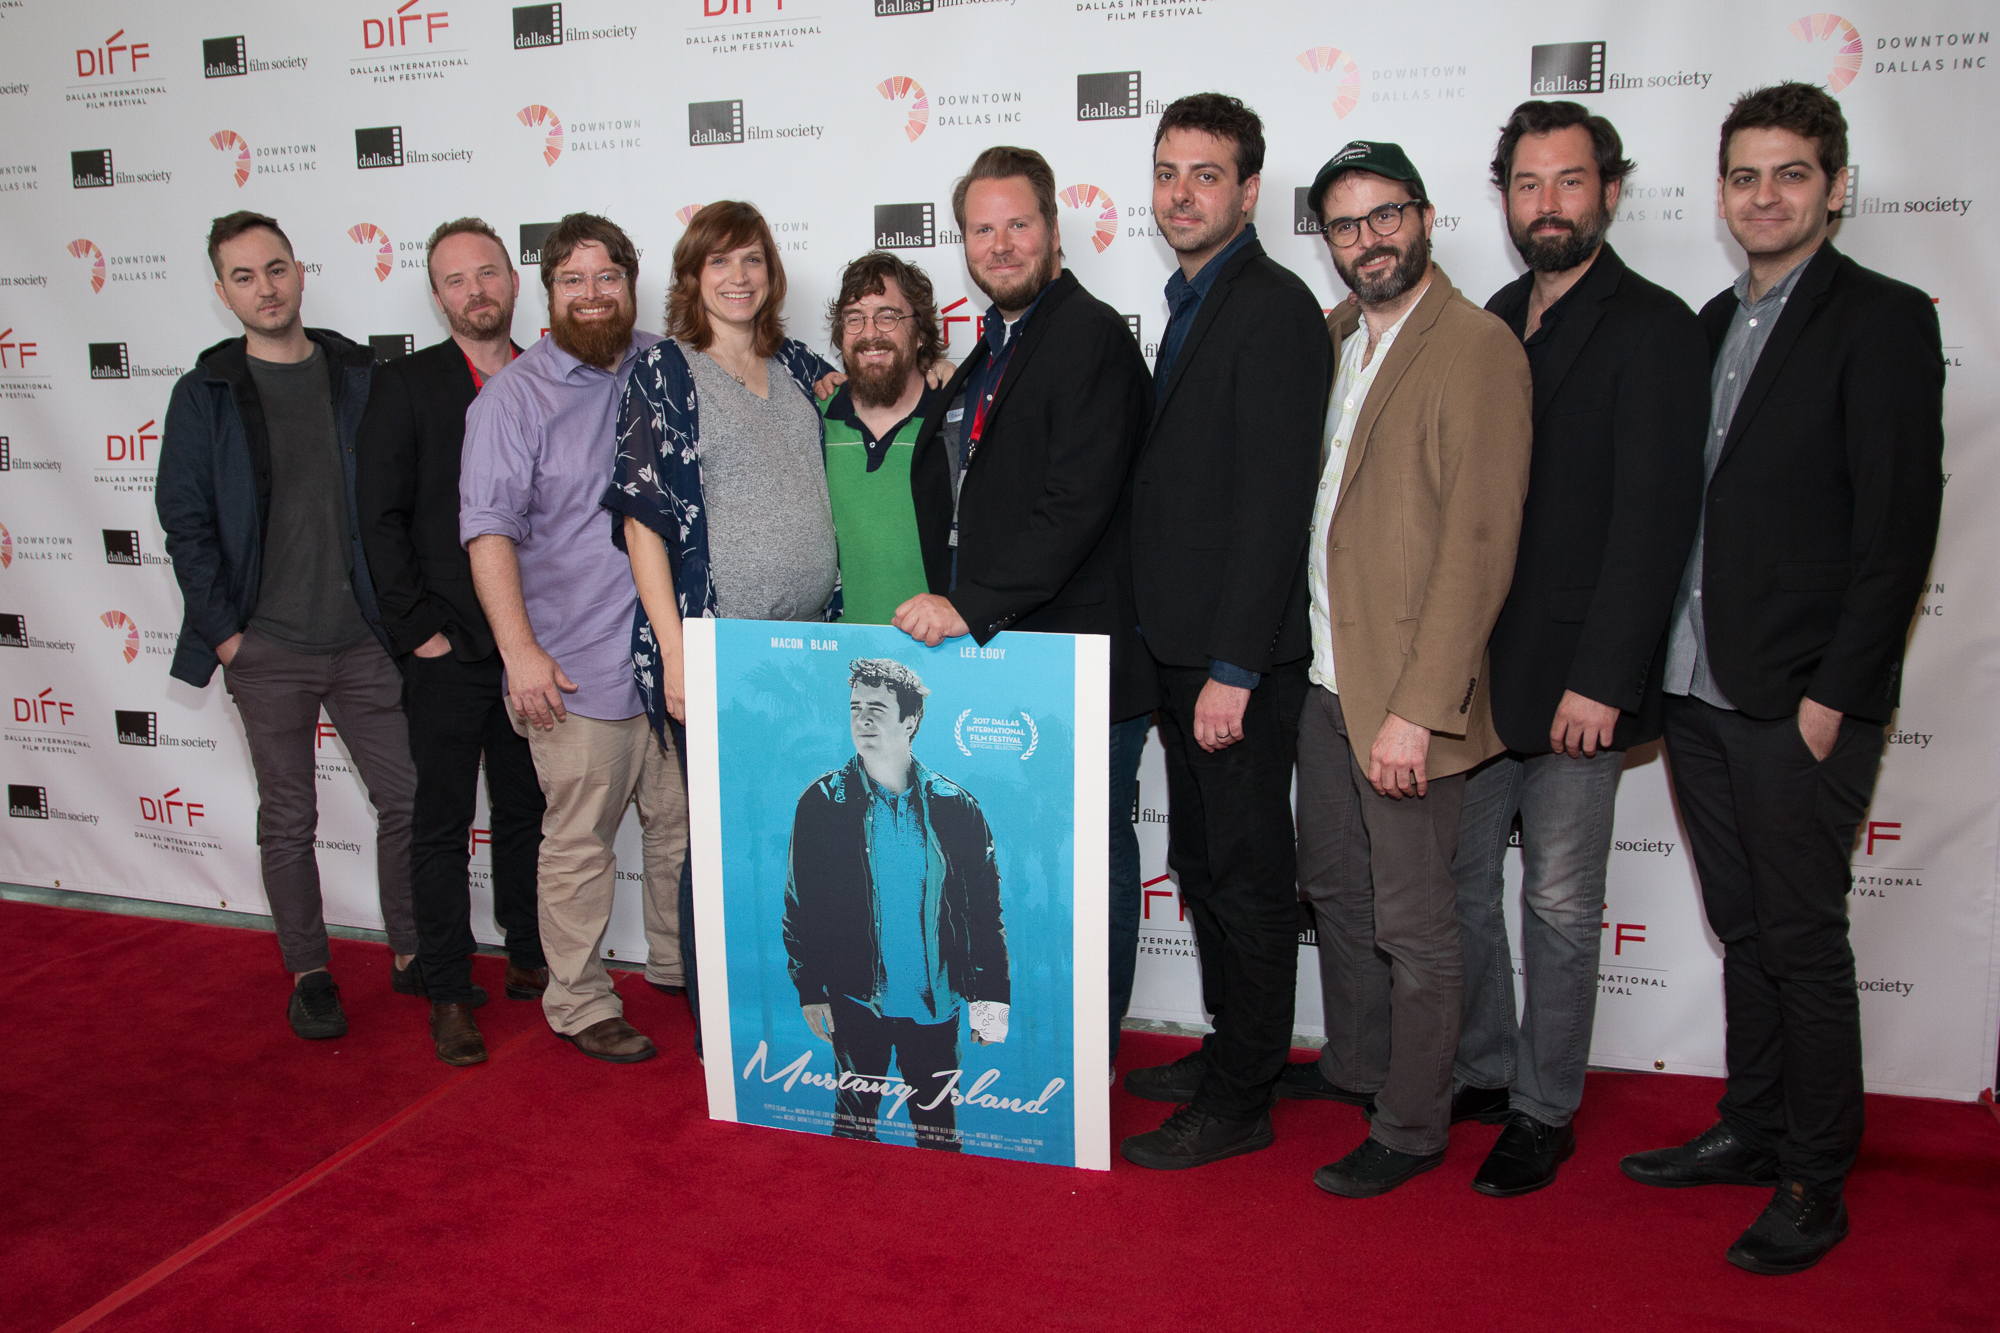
[820,252,950,624]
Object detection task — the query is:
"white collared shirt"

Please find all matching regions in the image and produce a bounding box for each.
[1308,290,1425,693]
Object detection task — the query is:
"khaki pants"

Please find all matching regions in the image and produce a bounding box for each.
[515,709,687,1035]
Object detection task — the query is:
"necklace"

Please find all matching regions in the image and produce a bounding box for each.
[708,348,753,387]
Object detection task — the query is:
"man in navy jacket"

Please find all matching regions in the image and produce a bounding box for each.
[157,211,419,1042]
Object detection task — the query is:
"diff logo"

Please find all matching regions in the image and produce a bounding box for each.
[364,2,450,49]
[15,688,75,726]
[75,29,151,78]
[1297,47,1361,118]
[107,418,157,462]
[877,76,929,142]
[103,529,141,565]
[0,613,26,647]
[204,36,247,78]
[1077,71,1141,120]
[210,131,251,187]
[356,126,403,169]
[514,4,562,47]
[72,150,114,190]
[67,239,106,293]
[99,609,139,663]
[874,203,934,249]
[9,784,48,819]
[1294,186,1325,236]
[370,335,414,361]
[689,100,745,146]
[1532,41,1606,94]
[518,104,564,164]
[347,224,394,282]
[116,709,158,746]
[90,343,130,380]
[1058,185,1118,253]
[0,330,37,369]
[518,222,559,266]
[139,786,205,827]
[1789,14,1863,92]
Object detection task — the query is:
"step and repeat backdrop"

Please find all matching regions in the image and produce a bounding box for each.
[1,0,1994,1098]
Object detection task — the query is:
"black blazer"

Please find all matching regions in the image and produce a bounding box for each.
[1483,245,1707,753]
[355,337,521,661]
[911,270,1157,719]
[1129,237,1332,674]
[1694,243,1942,723]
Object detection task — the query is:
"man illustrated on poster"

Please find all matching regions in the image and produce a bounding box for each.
[783,658,1010,1151]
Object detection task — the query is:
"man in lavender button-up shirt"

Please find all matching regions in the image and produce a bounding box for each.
[460,212,687,1065]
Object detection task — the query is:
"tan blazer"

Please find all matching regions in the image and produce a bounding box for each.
[1322,267,1532,780]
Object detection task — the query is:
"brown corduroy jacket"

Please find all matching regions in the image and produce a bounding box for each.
[1321,267,1532,780]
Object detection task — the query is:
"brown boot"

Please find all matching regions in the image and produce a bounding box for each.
[559,1016,656,1064]
[504,962,550,1000]
[430,1002,487,1067]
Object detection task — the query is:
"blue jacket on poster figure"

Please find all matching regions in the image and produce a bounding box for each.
[155,328,391,687]
[783,755,1010,1013]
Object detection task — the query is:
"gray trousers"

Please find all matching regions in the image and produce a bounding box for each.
[222,629,418,971]
[1296,687,1466,1156]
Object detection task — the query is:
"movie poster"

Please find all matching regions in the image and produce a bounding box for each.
[682,619,1110,1170]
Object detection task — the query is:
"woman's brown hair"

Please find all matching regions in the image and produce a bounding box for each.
[667,200,787,357]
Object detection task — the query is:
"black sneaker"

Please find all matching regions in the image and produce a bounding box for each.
[289,971,348,1040]
[1276,1059,1376,1114]
[1451,1083,1512,1125]
[1726,1181,1850,1275]
[1119,1103,1274,1170]
[1313,1136,1446,1198]
[1123,1049,1207,1103]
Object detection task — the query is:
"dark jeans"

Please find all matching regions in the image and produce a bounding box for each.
[402,651,546,1005]
[1451,747,1624,1127]
[222,630,417,972]
[1154,659,1309,1120]
[1664,695,1883,1193]
[828,994,962,1150]
[1108,712,1152,1060]
[1296,687,1466,1156]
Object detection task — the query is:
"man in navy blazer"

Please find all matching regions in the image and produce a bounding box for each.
[1621,83,1943,1278]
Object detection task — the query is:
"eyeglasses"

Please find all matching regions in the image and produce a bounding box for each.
[554,271,628,296]
[1324,200,1425,247]
[840,309,917,334]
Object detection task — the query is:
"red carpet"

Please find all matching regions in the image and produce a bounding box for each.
[4,900,1994,1333]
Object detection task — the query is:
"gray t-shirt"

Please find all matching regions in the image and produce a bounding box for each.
[245,346,371,652]
[687,351,838,621]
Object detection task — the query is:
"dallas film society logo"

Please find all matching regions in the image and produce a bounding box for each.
[874,203,934,249]
[689,99,743,145]
[102,528,167,566]
[514,4,639,47]
[111,709,218,751]
[519,222,559,266]
[202,35,308,78]
[70,149,171,189]
[88,345,183,383]
[1530,41,1605,94]
[0,434,63,474]
[353,124,472,168]
[1077,70,1141,119]
[0,612,77,653]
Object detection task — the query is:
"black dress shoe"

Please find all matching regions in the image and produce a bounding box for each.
[1451,1083,1512,1125]
[1727,1181,1850,1275]
[1123,1049,1207,1104]
[1119,1104,1273,1170]
[1313,1137,1446,1198]
[1276,1060,1376,1115]
[1471,1113,1576,1197]
[1620,1121,1779,1189]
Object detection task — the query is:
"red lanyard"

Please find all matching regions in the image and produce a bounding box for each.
[464,344,516,392]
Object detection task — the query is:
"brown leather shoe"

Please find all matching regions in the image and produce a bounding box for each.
[505,962,550,1000]
[430,1002,487,1067]
[559,1016,657,1064]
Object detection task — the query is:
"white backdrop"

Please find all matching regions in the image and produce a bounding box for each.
[1,0,1993,1100]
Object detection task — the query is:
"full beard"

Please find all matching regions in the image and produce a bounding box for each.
[972,249,1060,315]
[1336,232,1431,305]
[447,297,514,342]
[1510,204,1611,274]
[551,296,637,369]
[844,337,918,408]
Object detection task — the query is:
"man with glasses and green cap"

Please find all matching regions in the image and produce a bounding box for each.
[1284,141,1532,1197]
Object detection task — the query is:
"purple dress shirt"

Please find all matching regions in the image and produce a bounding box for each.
[460,330,664,721]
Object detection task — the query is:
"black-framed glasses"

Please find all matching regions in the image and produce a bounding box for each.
[1325,200,1425,247]
[839,309,916,334]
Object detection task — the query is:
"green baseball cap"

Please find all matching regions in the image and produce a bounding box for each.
[1308,140,1429,222]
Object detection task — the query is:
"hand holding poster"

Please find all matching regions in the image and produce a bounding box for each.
[681,620,1110,1170]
